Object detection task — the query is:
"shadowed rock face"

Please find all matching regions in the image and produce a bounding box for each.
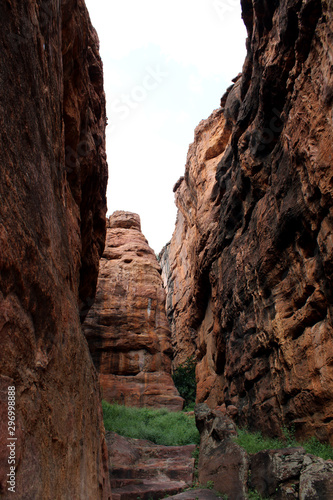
[161,0,333,443]
[83,211,184,411]
[0,1,110,498]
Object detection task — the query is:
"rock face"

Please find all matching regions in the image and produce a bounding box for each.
[195,404,333,500]
[83,211,183,411]
[0,1,110,498]
[161,0,333,443]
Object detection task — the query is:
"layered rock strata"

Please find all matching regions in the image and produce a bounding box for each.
[0,1,110,498]
[83,211,183,411]
[161,0,333,443]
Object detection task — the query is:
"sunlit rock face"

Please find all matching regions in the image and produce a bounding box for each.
[0,1,110,498]
[83,211,184,411]
[161,0,333,444]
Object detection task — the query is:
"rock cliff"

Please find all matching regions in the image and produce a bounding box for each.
[83,211,183,411]
[161,0,333,444]
[0,1,110,498]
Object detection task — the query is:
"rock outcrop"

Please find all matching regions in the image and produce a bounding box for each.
[0,1,110,498]
[83,211,183,411]
[195,404,249,500]
[195,404,333,500]
[161,0,333,443]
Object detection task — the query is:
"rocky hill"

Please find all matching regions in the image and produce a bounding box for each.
[83,211,183,411]
[161,0,333,444]
[0,1,110,498]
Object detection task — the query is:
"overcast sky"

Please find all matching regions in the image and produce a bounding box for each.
[84,0,247,252]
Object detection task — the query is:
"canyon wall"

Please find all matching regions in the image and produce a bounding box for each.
[0,1,110,498]
[83,211,183,411]
[161,0,333,443]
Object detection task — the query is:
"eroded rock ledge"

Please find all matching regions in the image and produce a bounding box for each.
[161,0,333,443]
[83,211,183,411]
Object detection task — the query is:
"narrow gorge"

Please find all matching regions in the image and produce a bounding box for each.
[1,0,333,499]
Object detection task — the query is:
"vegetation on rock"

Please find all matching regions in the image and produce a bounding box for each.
[235,428,333,461]
[172,355,197,409]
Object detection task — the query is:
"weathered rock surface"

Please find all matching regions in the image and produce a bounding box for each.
[251,447,333,499]
[106,432,195,500]
[164,491,223,500]
[84,211,183,410]
[161,0,333,443]
[195,404,249,500]
[0,1,110,498]
[196,404,333,500]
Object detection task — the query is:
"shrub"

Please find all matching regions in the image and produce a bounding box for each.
[102,400,200,446]
[172,355,197,408]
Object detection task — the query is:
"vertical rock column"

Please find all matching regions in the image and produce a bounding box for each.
[83,211,184,411]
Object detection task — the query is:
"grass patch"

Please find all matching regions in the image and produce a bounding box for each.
[235,429,286,455]
[303,436,333,461]
[102,400,200,446]
[235,428,333,461]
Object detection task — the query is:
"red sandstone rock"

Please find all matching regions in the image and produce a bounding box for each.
[0,1,110,498]
[84,211,183,411]
[106,432,195,500]
[161,0,333,443]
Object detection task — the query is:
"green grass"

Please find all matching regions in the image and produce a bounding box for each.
[102,400,200,446]
[303,436,333,461]
[235,429,286,455]
[235,428,333,461]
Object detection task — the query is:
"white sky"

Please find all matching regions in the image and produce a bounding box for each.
[84,0,247,252]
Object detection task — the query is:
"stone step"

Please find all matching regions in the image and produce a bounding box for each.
[139,444,196,460]
[110,460,194,483]
[162,489,223,499]
[111,480,186,500]
[107,432,196,499]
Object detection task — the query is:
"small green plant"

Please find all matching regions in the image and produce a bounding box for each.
[205,480,215,490]
[247,489,269,500]
[282,425,297,446]
[172,355,197,407]
[102,400,200,446]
